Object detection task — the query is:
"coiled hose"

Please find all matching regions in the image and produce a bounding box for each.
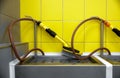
[71,17,111,60]
[8,18,45,62]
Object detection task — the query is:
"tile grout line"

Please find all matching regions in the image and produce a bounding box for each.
[0,12,18,19]
[106,0,108,20]
[105,0,108,47]
[41,0,42,48]
[84,0,86,52]
[40,0,43,49]
[41,20,120,21]
[62,0,64,40]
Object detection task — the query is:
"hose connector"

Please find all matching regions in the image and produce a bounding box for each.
[103,20,114,29]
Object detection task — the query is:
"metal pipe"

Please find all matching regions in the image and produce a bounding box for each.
[34,21,38,57]
[100,21,104,55]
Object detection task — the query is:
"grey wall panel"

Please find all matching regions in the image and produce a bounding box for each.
[0,48,12,78]
[0,43,28,78]
[113,66,120,78]
[0,14,20,43]
[0,0,20,18]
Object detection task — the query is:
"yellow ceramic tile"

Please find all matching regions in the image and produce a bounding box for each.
[85,43,100,52]
[41,43,62,52]
[20,0,120,52]
[41,21,62,43]
[105,21,120,42]
[20,0,42,46]
[28,43,42,52]
[20,0,41,20]
[42,0,62,20]
[85,0,106,19]
[105,43,120,52]
[85,20,105,43]
[63,21,84,43]
[63,0,84,20]
[20,21,42,43]
[107,0,120,20]
[21,21,34,43]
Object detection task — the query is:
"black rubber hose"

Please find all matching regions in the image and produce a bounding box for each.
[112,28,120,37]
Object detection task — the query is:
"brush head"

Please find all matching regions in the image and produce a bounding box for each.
[63,46,79,53]
[62,50,81,59]
[62,46,80,58]
[62,51,75,58]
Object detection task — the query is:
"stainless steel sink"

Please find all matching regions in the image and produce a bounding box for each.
[100,55,120,65]
[100,55,120,78]
[20,56,102,65]
[13,55,106,78]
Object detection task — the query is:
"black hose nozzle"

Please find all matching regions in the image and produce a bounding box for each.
[112,28,120,37]
[36,21,41,26]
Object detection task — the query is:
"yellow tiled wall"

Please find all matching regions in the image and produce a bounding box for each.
[20,0,120,53]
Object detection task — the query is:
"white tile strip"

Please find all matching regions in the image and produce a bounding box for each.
[94,55,113,78]
[9,59,19,78]
[28,52,120,56]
